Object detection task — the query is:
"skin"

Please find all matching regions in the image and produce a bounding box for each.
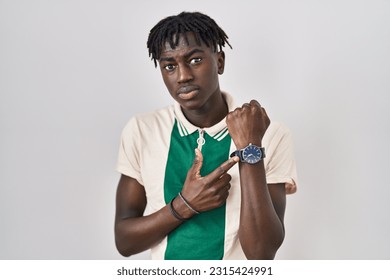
[226,100,286,259]
[115,32,286,259]
[158,33,227,128]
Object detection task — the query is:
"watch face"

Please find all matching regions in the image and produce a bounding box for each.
[242,145,262,164]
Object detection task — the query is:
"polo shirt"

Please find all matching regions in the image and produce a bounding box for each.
[116,92,297,259]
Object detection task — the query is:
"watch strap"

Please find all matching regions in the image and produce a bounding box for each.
[229,150,241,159]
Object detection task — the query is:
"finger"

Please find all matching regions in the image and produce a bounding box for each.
[204,155,239,183]
[213,173,232,188]
[250,99,261,107]
[216,183,231,201]
[212,175,232,191]
[221,184,231,200]
[261,107,271,125]
[226,183,231,191]
[190,148,203,179]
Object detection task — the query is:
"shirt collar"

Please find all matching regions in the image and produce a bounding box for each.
[173,92,236,140]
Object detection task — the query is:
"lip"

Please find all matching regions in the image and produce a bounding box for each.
[177,86,200,100]
[177,85,200,95]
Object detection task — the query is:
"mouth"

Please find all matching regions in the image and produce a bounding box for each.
[177,86,200,100]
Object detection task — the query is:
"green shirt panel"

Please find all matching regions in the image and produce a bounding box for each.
[164,120,231,260]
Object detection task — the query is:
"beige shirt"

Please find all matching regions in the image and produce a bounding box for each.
[117,93,297,259]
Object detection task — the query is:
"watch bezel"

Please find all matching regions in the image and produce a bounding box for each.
[230,143,265,164]
[242,144,262,164]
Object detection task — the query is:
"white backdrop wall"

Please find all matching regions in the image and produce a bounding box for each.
[1,0,389,259]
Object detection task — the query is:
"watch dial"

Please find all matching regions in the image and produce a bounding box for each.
[242,145,262,164]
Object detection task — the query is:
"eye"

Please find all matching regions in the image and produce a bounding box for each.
[190,57,202,65]
[164,64,176,71]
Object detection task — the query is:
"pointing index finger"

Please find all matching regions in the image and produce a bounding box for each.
[204,155,239,183]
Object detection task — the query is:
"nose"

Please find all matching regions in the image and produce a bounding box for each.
[177,64,194,84]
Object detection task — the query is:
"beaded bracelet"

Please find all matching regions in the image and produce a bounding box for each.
[178,192,200,214]
[169,197,189,222]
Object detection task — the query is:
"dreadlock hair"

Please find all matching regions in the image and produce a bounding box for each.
[147,11,232,67]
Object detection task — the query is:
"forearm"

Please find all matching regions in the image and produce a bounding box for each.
[238,162,285,259]
[115,197,193,257]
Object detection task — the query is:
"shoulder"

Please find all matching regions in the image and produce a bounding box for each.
[263,121,298,194]
[263,121,292,143]
[262,121,295,159]
[130,105,174,125]
[122,105,175,134]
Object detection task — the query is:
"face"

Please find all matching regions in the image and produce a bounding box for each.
[158,32,225,113]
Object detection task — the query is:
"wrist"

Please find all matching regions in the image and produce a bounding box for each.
[172,195,196,220]
[168,197,189,222]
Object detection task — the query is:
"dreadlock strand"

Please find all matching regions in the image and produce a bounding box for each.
[146,11,232,67]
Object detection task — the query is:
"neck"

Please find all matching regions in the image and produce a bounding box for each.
[182,92,228,128]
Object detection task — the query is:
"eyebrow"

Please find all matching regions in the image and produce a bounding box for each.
[159,48,205,63]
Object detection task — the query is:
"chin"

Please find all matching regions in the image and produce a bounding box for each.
[178,99,205,111]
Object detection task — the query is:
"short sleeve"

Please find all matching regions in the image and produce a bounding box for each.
[264,122,298,194]
[116,117,144,185]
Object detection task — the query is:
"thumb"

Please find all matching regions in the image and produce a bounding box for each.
[190,148,203,179]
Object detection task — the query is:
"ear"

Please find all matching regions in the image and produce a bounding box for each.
[217,51,225,75]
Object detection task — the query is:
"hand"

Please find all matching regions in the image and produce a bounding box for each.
[226,100,270,149]
[180,149,239,213]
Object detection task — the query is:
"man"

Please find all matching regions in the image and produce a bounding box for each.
[115,11,297,260]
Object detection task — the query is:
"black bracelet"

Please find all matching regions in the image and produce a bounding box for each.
[169,197,189,222]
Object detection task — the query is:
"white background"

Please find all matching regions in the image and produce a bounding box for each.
[1,0,389,260]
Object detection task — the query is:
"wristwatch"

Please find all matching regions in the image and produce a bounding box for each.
[230,143,265,164]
